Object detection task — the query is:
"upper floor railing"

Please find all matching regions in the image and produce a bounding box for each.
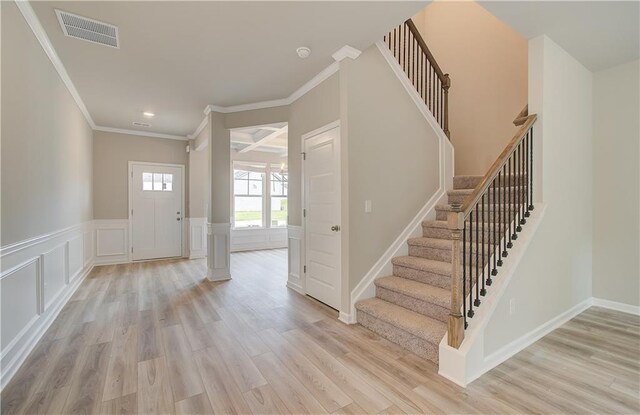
[447,112,537,348]
[383,19,451,138]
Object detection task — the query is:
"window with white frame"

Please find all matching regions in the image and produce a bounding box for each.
[232,162,287,229]
[270,168,288,228]
[233,167,264,228]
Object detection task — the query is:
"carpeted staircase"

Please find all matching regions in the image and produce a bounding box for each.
[355,175,490,363]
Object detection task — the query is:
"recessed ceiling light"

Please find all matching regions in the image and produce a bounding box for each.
[296,46,311,59]
[143,112,155,118]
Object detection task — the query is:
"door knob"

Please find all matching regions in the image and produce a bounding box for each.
[331,225,341,232]
[177,218,181,221]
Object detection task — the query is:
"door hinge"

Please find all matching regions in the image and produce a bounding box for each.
[303,265,307,273]
[131,171,133,178]
[131,247,133,253]
[303,209,306,218]
[131,209,133,216]
[302,152,306,160]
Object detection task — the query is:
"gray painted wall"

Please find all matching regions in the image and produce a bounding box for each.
[1,2,93,245]
[484,36,594,355]
[593,59,640,307]
[93,131,188,220]
[341,46,441,291]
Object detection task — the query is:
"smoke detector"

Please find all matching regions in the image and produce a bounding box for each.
[132,121,151,127]
[55,9,119,48]
[296,46,311,59]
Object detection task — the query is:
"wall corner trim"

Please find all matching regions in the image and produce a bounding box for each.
[332,45,362,62]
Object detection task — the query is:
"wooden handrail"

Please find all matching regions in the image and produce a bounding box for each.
[404,19,447,83]
[513,105,529,126]
[383,19,451,138]
[458,114,537,220]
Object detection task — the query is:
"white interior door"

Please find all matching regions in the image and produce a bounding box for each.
[304,124,341,310]
[130,163,183,261]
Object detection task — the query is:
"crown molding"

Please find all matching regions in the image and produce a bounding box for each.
[94,126,188,141]
[191,44,362,137]
[15,0,96,129]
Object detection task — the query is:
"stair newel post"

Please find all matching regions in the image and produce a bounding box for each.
[443,74,451,139]
[447,204,464,348]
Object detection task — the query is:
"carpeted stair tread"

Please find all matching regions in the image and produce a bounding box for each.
[355,298,447,345]
[407,237,452,250]
[422,220,506,230]
[375,276,450,309]
[436,204,519,212]
[408,237,491,252]
[392,256,452,276]
[453,175,483,190]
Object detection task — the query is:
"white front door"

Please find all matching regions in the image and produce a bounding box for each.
[130,163,183,261]
[304,123,341,310]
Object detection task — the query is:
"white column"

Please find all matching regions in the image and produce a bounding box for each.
[207,110,231,281]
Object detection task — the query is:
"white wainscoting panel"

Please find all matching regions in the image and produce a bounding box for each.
[207,223,231,281]
[188,217,208,259]
[68,235,84,282]
[231,227,288,252]
[0,221,94,390]
[94,219,129,265]
[286,225,304,294]
[1,259,40,352]
[42,243,67,311]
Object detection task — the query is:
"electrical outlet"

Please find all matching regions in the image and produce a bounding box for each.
[509,298,516,315]
[365,200,372,213]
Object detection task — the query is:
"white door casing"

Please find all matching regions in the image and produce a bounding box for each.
[303,122,341,310]
[129,162,184,261]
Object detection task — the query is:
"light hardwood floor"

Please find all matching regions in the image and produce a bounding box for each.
[1,249,639,414]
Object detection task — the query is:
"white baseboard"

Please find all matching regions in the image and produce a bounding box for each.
[338,311,357,325]
[482,297,593,375]
[286,280,304,295]
[592,297,640,316]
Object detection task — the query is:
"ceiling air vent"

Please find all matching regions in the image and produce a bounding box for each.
[55,9,119,49]
[132,122,151,127]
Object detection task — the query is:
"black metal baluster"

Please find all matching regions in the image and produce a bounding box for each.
[523,132,529,218]
[491,178,497,278]
[516,143,522,232]
[474,204,480,307]
[520,140,526,226]
[397,25,401,66]
[529,126,534,212]
[463,220,467,328]
[404,23,407,73]
[468,211,474,318]
[480,195,486,296]
[508,152,518,240]
[507,158,513,248]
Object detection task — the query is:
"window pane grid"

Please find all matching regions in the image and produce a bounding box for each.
[143,172,173,192]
